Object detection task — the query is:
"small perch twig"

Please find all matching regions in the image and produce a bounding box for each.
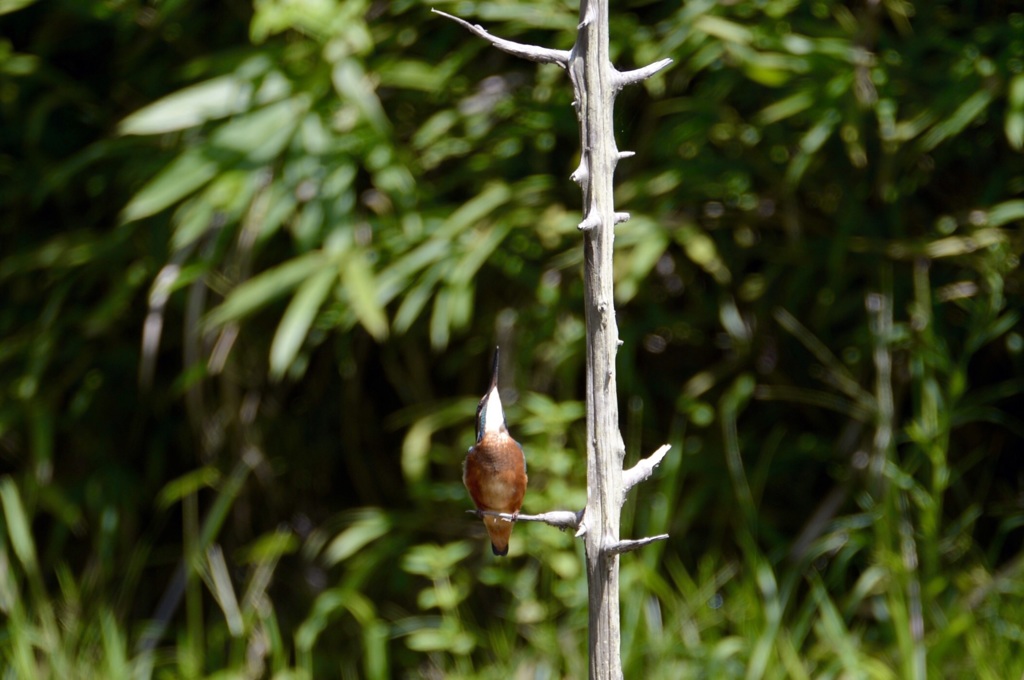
[469,508,583,531]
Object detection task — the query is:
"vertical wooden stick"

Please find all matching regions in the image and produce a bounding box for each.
[572,2,625,675]
[434,3,672,677]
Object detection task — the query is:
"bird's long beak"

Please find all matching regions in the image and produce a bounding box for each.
[490,346,500,392]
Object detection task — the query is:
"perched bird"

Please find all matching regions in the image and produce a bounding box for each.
[463,347,527,556]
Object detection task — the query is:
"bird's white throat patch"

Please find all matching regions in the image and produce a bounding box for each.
[483,386,505,434]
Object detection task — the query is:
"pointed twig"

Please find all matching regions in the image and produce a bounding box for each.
[614,58,674,89]
[578,210,600,231]
[622,443,671,501]
[571,162,589,185]
[469,508,583,531]
[432,10,571,67]
[603,534,669,556]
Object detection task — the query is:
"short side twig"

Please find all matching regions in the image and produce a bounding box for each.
[603,534,670,556]
[622,443,671,502]
[469,508,583,531]
[613,58,674,89]
[432,10,571,67]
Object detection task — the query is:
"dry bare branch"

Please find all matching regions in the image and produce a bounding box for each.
[622,443,671,501]
[432,10,571,67]
[603,534,670,556]
[613,58,674,89]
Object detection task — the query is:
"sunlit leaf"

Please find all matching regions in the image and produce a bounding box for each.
[401,418,433,485]
[209,96,307,162]
[1007,75,1024,149]
[0,477,37,572]
[269,262,336,379]
[430,286,453,349]
[342,252,389,341]
[919,89,993,152]
[120,149,219,222]
[402,542,473,577]
[157,467,222,510]
[756,90,815,125]
[377,60,446,92]
[237,528,300,565]
[985,199,1024,228]
[119,75,252,135]
[448,222,511,286]
[323,510,392,565]
[392,265,444,334]
[205,253,326,328]
[332,60,388,134]
[694,15,753,45]
[0,0,38,16]
[441,182,512,237]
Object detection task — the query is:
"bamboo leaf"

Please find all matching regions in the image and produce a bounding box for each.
[694,15,753,45]
[209,96,307,163]
[1007,75,1024,149]
[269,263,336,379]
[206,253,325,328]
[920,89,993,152]
[157,467,222,510]
[0,477,37,573]
[323,510,392,565]
[342,252,389,341]
[118,75,252,135]
[120,149,219,222]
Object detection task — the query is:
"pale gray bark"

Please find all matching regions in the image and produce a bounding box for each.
[437,3,671,678]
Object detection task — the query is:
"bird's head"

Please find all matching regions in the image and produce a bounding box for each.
[475,347,506,442]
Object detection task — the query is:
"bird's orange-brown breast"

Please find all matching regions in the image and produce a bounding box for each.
[463,431,527,555]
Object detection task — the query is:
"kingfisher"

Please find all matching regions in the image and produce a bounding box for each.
[463,347,527,556]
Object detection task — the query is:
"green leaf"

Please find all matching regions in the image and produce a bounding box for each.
[377,60,446,92]
[756,90,815,125]
[100,609,129,679]
[332,60,389,134]
[786,109,840,186]
[392,265,443,334]
[269,263,336,379]
[986,199,1024,228]
[0,0,39,17]
[401,417,433,485]
[120,149,219,222]
[402,542,473,577]
[448,222,511,286]
[0,477,37,573]
[157,466,222,510]
[205,253,326,328]
[237,529,300,565]
[118,75,252,135]
[441,182,512,237]
[322,510,392,565]
[209,96,307,163]
[1008,75,1024,149]
[342,252,389,341]
[694,15,753,45]
[920,89,993,152]
[430,287,453,349]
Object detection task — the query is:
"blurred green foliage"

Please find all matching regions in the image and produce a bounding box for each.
[1,0,1023,677]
